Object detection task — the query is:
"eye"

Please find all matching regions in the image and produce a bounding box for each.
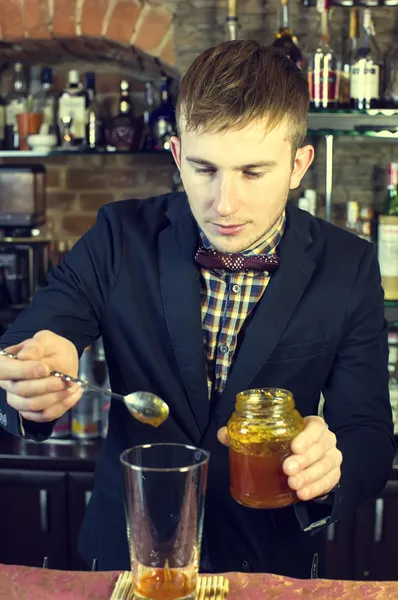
[194,167,216,175]
[244,171,263,179]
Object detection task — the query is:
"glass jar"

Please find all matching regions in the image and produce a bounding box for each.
[227,388,304,509]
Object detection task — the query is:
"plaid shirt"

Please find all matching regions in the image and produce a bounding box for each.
[199,212,286,399]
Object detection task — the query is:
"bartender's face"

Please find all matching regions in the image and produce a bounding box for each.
[170,118,314,253]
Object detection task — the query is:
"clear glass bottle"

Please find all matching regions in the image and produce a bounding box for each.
[139,81,155,151]
[85,72,104,150]
[5,63,28,150]
[308,0,340,110]
[350,8,381,111]
[227,388,304,509]
[58,69,88,147]
[105,79,142,151]
[71,346,100,439]
[40,68,58,135]
[149,76,177,151]
[378,163,398,301]
[339,8,359,108]
[272,0,304,69]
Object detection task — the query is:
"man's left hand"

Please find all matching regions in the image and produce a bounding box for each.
[217,415,342,502]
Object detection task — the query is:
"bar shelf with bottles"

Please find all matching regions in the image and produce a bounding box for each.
[0,64,178,157]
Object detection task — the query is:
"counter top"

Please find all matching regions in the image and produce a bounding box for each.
[1,564,398,600]
[0,435,102,471]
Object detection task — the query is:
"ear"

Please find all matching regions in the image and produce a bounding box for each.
[289,145,315,190]
[170,136,182,170]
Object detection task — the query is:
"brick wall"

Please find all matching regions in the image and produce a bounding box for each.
[1,0,397,240]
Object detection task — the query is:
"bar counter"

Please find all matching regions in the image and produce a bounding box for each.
[1,564,398,599]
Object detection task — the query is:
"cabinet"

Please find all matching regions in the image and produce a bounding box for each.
[0,436,97,570]
[324,464,398,581]
[0,469,68,569]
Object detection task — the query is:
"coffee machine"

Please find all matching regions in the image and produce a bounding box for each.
[0,164,50,329]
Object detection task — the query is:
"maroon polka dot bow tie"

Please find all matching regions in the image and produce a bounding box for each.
[195,246,281,273]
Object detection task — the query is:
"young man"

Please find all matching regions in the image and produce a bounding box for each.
[0,41,394,578]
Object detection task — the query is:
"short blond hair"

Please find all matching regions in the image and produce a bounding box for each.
[176,40,309,156]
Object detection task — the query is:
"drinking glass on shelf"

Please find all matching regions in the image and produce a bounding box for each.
[120,443,210,600]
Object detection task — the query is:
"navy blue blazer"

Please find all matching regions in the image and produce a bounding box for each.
[0,193,394,577]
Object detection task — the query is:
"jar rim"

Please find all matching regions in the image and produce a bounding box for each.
[235,388,294,413]
[237,388,293,402]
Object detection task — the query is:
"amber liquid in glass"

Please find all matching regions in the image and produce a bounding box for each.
[133,561,196,600]
[229,446,298,509]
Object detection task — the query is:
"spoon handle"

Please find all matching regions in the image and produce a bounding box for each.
[0,350,125,403]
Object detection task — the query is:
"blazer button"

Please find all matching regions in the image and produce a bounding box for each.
[242,560,250,571]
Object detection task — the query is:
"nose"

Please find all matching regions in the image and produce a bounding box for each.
[212,174,240,217]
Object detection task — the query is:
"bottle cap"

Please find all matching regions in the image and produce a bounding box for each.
[68,70,80,85]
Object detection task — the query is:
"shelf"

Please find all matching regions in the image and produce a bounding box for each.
[385,301,398,328]
[307,109,398,138]
[0,148,173,158]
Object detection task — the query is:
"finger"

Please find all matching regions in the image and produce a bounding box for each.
[284,430,337,475]
[16,340,46,361]
[4,375,71,398]
[0,357,50,381]
[290,416,327,454]
[294,467,341,502]
[287,448,342,490]
[3,342,26,355]
[19,387,83,423]
[217,427,229,447]
[6,384,82,413]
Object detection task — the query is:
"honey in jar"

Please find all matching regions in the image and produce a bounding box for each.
[227,388,304,509]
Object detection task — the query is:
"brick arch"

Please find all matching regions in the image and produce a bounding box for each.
[0,0,176,73]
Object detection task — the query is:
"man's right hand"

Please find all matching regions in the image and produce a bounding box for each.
[0,330,83,423]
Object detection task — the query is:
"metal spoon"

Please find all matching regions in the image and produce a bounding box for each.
[0,350,169,428]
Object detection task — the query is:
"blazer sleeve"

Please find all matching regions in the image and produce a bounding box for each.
[0,204,123,441]
[297,241,395,532]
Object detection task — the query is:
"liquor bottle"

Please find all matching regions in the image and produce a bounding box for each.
[346,200,360,234]
[58,69,88,147]
[378,163,398,300]
[308,0,340,110]
[226,0,238,41]
[339,8,359,108]
[5,63,28,150]
[85,72,104,150]
[105,80,142,151]
[149,76,176,151]
[139,81,155,151]
[350,9,381,111]
[32,67,58,135]
[384,41,398,108]
[272,0,304,69]
[71,346,100,439]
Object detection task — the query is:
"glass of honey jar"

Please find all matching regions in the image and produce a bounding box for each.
[227,388,304,509]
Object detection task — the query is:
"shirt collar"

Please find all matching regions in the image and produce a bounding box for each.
[199,210,286,256]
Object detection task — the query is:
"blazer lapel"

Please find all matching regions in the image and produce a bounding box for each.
[214,204,319,422]
[159,203,209,439]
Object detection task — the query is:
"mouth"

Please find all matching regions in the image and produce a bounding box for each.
[211,223,247,236]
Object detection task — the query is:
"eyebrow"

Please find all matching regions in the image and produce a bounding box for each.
[185,156,278,170]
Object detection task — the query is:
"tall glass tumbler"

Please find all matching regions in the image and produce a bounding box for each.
[120,443,210,600]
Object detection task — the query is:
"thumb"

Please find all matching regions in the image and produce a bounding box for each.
[217,427,229,447]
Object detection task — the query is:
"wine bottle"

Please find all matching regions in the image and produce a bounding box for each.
[308,0,340,110]
[350,8,381,110]
[272,0,304,69]
[149,76,176,151]
[58,70,88,147]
